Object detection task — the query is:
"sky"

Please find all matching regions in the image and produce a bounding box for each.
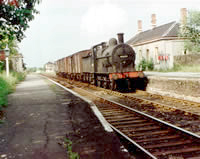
[18,0,200,68]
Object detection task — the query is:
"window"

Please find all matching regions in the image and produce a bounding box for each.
[155,47,159,63]
[139,50,142,61]
[146,49,149,61]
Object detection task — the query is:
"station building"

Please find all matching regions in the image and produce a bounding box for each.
[127,8,187,70]
[44,62,55,73]
[10,53,24,72]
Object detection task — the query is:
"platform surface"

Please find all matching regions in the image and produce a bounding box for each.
[0,74,130,159]
[145,71,200,79]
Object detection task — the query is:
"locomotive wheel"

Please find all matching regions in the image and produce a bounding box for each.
[127,79,131,91]
[97,80,101,87]
[110,80,117,90]
[103,81,108,89]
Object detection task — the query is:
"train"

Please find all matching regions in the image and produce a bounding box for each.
[55,33,148,91]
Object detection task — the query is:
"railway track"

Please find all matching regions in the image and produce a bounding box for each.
[45,75,200,135]
[45,74,200,159]
[50,76,200,134]
[52,75,200,116]
[127,90,200,116]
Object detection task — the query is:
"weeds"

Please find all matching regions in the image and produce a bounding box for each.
[137,58,154,71]
[0,120,5,124]
[64,138,80,159]
[0,72,26,114]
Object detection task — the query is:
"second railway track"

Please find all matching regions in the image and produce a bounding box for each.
[45,74,200,159]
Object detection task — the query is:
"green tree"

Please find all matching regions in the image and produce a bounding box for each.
[180,10,200,53]
[0,0,41,43]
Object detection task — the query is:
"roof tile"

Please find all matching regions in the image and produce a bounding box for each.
[126,21,179,45]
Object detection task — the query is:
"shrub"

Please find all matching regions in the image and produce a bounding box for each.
[0,62,5,73]
[11,72,26,82]
[137,58,147,71]
[137,58,154,71]
[147,59,154,71]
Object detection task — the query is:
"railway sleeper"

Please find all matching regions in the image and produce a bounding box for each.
[112,122,155,129]
[109,119,147,125]
[152,146,200,158]
[123,125,161,132]
[143,139,193,149]
[134,134,181,143]
[110,119,151,126]
[107,117,141,122]
[128,130,171,137]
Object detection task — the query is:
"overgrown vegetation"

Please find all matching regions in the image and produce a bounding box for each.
[0,72,26,111]
[137,58,154,71]
[179,10,200,53]
[64,138,80,159]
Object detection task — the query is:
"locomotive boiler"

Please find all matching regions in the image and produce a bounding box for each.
[56,33,147,91]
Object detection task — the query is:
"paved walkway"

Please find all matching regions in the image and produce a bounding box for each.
[145,71,200,79]
[0,74,131,159]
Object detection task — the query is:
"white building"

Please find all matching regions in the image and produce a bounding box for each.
[11,53,24,72]
[127,8,187,70]
[44,62,55,73]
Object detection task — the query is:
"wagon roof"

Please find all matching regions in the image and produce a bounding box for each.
[126,21,180,45]
[71,49,91,56]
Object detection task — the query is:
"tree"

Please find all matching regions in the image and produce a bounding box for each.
[180,10,200,53]
[0,0,41,44]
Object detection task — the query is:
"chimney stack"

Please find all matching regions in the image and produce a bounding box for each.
[138,20,142,33]
[117,33,124,44]
[180,8,187,27]
[151,14,156,29]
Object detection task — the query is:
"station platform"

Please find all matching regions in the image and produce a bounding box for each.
[0,74,131,159]
[144,72,200,103]
[144,71,200,79]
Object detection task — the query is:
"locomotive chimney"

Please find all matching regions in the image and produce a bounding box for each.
[117,33,124,44]
[101,42,106,49]
[138,20,142,33]
[151,14,156,29]
[180,8,187,27]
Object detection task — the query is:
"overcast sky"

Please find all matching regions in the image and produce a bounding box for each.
[19,0,200,67]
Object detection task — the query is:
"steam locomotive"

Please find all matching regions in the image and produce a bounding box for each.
[55,33,147,91]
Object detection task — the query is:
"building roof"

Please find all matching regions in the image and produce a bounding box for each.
[126,21,180,45]
[45,62,54,65]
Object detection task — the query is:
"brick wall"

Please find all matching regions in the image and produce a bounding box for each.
[0,50,5,61]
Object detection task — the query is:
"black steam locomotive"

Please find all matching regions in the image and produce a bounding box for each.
[56,33,147,91]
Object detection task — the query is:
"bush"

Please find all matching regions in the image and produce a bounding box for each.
[147,59,154,71]
[137,58,154,71]
[11,72,26,82]
[0,61,5,73]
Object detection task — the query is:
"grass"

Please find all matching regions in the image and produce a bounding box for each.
[0,71,26,110]
[64,138,80,159]
[174,64,200,72]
